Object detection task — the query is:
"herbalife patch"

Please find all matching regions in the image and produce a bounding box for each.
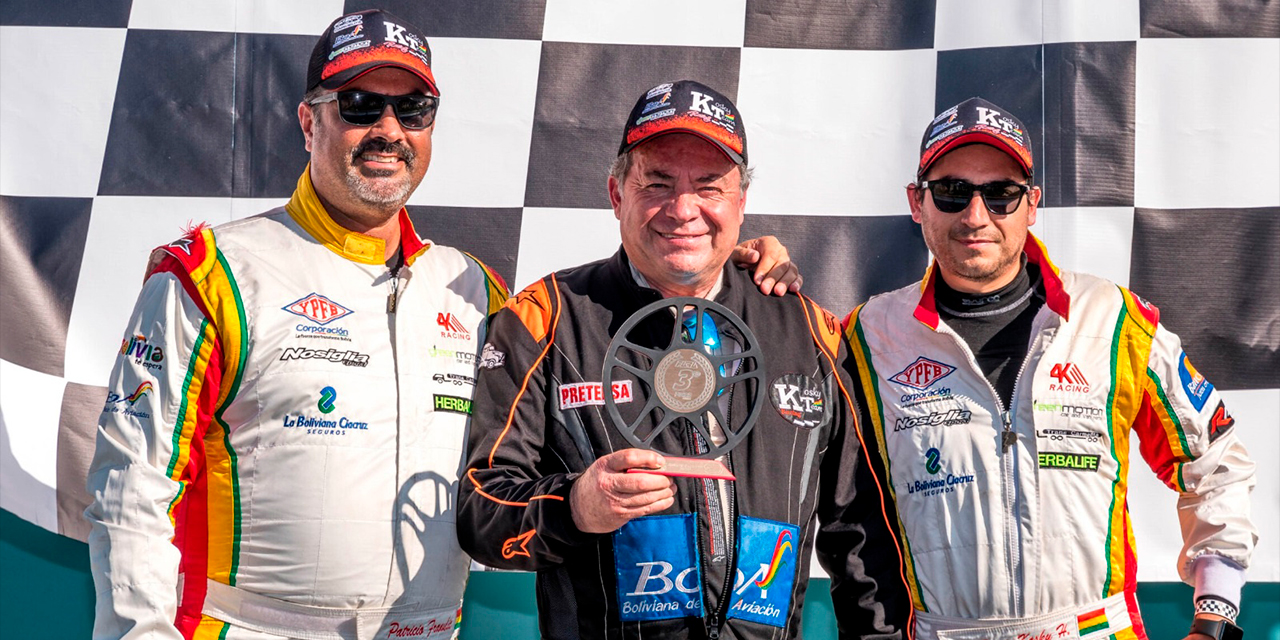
[727,516,799,628]
[1038,451,1100,472]
[613,514,702,621]
[768,374,827,429]
[433,394,471,415]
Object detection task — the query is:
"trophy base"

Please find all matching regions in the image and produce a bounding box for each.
[627,457,735,480]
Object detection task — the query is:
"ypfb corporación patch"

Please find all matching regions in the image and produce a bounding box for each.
[613,514,703,621]
[768,373,827,429]
[728,516,800,628]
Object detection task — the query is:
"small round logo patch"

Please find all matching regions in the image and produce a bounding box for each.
[768,373,826,429]
[654,348,717,413]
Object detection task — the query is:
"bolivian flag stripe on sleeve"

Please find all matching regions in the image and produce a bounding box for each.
[163,319,216,524]
[845,306,927,612]
[202,250,249,585]
[465,252,510,315]
[1141,368,1193,490]
[1100,297,1155,601]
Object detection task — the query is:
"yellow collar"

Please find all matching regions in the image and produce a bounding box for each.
[284,166,428,265]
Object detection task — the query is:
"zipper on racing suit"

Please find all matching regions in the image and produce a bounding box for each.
[386,266,401,313]
[936,321,1044,617]
[688,425,737,640]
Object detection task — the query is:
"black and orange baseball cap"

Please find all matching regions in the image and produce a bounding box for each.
[306,9,438,96]
[917,97,1032,180]
[619,80,747,165]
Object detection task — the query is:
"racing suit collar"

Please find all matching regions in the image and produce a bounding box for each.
[913,231,1070,329]
[285,165,430,266]
[612,247,739,306]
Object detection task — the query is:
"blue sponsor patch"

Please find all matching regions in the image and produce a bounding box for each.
[727,516,800,628]
[613,514,703,621]
[1177,352,1214,412]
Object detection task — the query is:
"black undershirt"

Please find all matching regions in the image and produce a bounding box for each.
[934,257,1045,409]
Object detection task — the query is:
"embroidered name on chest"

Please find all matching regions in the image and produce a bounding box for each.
[558,381,634,410]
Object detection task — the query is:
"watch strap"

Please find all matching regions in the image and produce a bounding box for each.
[1190,616,1243,640]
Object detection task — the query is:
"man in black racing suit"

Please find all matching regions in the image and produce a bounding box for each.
[457,79,911,639]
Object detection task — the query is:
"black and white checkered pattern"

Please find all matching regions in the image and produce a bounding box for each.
[1,0,1276,582]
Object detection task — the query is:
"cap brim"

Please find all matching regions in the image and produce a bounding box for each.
[320,60,439,96]
[919,131,1031,178]
[621,128,745,166]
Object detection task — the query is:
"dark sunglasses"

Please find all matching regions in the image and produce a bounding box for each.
[918,179,1031,215]
[309,90,440,130]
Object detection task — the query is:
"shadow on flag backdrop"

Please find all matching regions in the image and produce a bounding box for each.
[1,0,1276,586]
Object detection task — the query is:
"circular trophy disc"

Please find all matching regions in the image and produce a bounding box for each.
[602,296,766,459]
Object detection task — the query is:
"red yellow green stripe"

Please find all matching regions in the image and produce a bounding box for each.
[1101,303,1130,598]
[1109,626,1141,640]
[205,250,248,584]
[1101,295,1156,599]
[465,251,511,315]
[189,615,229,639]
[1078,607,1109,635]
[1140,369,1193,490]
[755,529,794,588]
[845,306,927,611]
[164,320,217,525]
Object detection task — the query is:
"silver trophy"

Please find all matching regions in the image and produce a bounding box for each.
[602,297,766,479]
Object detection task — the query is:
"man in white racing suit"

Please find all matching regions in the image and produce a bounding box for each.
[841,97,1257,640]
[84,10,508,639]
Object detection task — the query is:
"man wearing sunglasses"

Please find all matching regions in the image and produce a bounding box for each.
[85,9,802,640]
[841,97,1257,640]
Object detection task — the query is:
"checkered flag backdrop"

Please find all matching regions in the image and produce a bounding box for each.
[1,0,1276,584]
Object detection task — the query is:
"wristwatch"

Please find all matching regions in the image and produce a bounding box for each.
[1189,617,1243,640]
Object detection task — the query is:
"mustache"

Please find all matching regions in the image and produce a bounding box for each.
[352,139,415,165]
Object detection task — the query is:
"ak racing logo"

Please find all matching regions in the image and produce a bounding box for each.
[891,357,956,391]
[119,334,165,371]
[908,447,974,497]
[1047,362,1090,394]
[103,381,154,419]
[436,312,471,340]
[282,387,370,435]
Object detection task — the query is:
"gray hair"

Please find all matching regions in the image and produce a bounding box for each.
[609,149,753,191]
[302,86,329,107]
